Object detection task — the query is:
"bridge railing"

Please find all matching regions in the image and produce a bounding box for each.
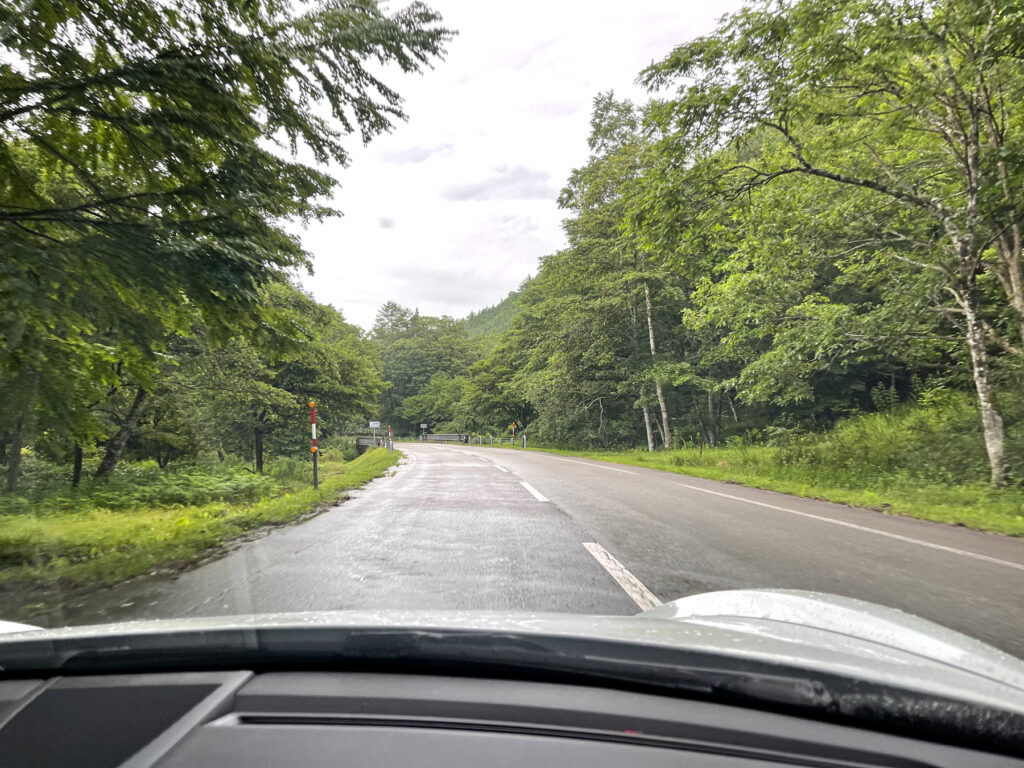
[355,436,391,455]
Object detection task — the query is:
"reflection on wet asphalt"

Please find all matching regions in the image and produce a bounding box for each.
[49,444,637,626]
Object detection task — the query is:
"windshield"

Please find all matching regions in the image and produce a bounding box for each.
[1,0,1024,694]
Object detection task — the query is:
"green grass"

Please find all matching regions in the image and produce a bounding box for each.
[0,448,400,590]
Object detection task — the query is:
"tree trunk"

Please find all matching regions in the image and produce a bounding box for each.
[655,383,671,449]
[96,387,148,478]
[706,390,717,448]
[692,402,708,455]
[254,428,265,474]
[5,422,22,493]
[652,411,666,448]
[962,295,1008,486]
[71,444,83,488]
[629,287,655,452]
[598,399,609,449]
[643,282,671,448]
[641,405,655,452]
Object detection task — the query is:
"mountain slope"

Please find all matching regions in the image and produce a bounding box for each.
[462,282,527,338]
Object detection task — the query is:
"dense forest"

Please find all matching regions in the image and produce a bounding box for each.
[463,288,526,340]
[0,0,451,494]
[375,0,1024,490]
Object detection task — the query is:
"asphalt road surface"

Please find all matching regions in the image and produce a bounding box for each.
[49,443,1024,657]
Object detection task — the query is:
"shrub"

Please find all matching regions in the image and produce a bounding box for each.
[765,392,1014,488]
[319,436,358,462]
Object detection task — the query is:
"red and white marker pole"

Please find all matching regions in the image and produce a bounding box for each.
[309,401,318,490]
[388,424,392,453]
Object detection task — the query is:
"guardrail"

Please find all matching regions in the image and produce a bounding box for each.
[490,435,527,448]
[422,433,470,444]
[419,434,528,448]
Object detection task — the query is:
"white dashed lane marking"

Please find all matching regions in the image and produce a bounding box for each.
[520,481,548,502]
[583,542,662,610]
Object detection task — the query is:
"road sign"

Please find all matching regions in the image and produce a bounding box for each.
[420,423,427,429]
[369,420,381,428]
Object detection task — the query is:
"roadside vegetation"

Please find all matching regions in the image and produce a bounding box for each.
[0,448,398,592]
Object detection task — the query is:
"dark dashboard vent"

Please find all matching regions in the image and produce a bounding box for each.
[0,684,216,768]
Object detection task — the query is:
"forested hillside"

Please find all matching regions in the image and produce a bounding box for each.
[463,285,527,339]
[376,0,1024,494]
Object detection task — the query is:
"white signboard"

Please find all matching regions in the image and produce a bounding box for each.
[369,421,381,428]
[420,423,428,429]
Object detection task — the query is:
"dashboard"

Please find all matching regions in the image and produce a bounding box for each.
[0,670,1021,767]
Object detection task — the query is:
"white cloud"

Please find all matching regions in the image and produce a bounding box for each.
[500,38,558,71]
[292,0,744,329]
[529,101,580,118]
[441,165,556,201]
[380,143,454,164]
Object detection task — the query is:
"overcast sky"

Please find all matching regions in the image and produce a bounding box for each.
[292,0,744,330]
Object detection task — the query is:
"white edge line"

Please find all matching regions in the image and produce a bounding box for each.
[542,455,636,474]
[583,542,662,611]
[493,464,509,473]
[520,481,548,502]
[677,482,1024,573]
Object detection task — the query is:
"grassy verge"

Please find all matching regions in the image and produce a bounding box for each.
[0,448,400,590]
[482,442,1024,537]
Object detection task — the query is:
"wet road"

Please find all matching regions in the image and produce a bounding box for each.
[48,443,1024,656]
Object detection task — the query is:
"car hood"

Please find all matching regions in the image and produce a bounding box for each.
[1,589,1023,717]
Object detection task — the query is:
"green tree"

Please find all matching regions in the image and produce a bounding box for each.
[499,94,685,448]
[372,305,476,433]
[641,0,1024,484]
[71,282,382,476]
[1,0,450,487]
[399,374,470,432]
[181,283,382,472]
[460,349,533,435]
